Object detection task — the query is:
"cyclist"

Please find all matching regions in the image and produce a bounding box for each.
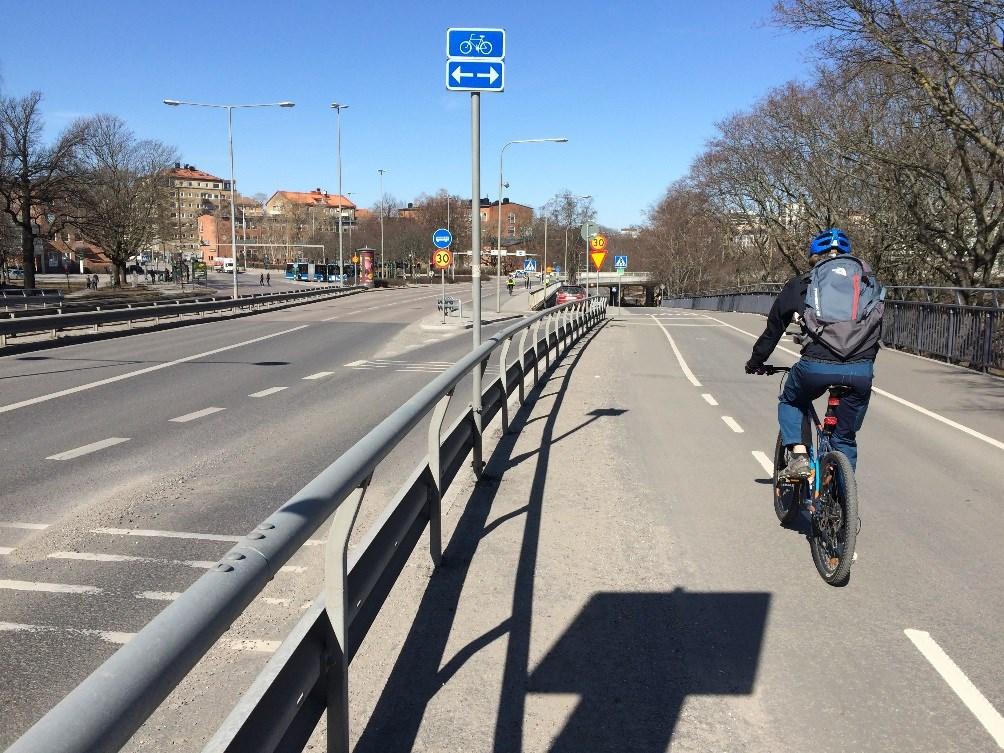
[507,276,515,296]
[745,229,882,477]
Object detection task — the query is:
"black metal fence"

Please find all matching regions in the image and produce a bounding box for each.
[664,287,1004,372]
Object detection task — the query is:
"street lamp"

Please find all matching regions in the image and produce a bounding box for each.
[496,138,568,312]
[163,98,294,299]
[330,103,350,286]
[377,168,389,278]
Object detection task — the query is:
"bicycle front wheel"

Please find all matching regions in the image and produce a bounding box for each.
[772,432,800,524]
[810,451,859,586]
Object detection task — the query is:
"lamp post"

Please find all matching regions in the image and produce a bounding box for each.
[330,103,349,287]
[377,168,388,278]
[163,98,294,299]
[496,138,568,312]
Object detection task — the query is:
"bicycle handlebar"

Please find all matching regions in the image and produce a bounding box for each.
[751,364,791,375]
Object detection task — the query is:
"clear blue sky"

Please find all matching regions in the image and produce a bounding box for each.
[0,0,817,229]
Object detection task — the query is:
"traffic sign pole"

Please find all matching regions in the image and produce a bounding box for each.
[470,91,483,475]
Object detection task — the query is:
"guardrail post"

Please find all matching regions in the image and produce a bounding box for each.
[544,314,553,370]
[499,336,512,434]
[324,473,372,753]
[427,389,453,566]
[531,318,542,384]
[517,327,530,404]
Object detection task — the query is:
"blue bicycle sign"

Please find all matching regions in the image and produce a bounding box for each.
[447,28,505,60]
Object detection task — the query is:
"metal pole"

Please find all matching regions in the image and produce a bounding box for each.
[543,213,547,283]
[378,169,387,278]
[227,107,238,299]
[496,146,505,313]
[564,227,568,283]
[441,268,446,324]
[470,92,483,475]
[336,108,344,287]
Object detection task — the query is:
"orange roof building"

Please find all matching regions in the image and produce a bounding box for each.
[265,189,356,218]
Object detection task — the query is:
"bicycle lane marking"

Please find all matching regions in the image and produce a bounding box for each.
[650,315,702,387]
[0,325,310,415]
[904,629,1004,748]
[699,314,1004,453]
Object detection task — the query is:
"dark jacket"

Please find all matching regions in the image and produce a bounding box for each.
[749,274,879,366]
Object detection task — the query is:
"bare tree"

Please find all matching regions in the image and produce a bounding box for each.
[0,91,88,288]
[72,114,178,286]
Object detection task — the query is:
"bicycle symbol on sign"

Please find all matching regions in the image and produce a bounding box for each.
[459,34,493,56]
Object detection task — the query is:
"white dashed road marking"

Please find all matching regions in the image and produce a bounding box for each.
[48,551,216,569]
[248,387,287,398]
[752,451,774,475]
[721,416,744,433]
[343,359,366,367]
[303,371,335,380]
[46,437,130,461]
[0,325,310,415]
[137,591,181,601]
[905,629,1004,748]
[91,527,242,543]
[0,521,50,531]
[0,622,280,652]
[0,579,101,594]
[170,407,225,423]
[0,547,14,555]
[650,315,702,387]
[701,393,718,406]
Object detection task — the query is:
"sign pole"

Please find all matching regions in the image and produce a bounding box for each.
[470,91,483,475]
[441,268,446,323]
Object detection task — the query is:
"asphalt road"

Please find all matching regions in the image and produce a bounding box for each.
[600,307,1004,752]
[0,281,513,748]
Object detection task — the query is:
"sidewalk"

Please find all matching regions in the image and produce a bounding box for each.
[340,314,766,752]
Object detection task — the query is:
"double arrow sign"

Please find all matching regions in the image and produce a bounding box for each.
[447,61,504,91]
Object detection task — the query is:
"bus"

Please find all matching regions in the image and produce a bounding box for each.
[285,262,310,281]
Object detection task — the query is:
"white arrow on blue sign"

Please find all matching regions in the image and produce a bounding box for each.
[447,61,504,92]
[433,228,453,248]
[614,255,628,269]
[523,259,538,272]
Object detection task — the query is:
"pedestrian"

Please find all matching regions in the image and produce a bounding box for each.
[266,272,271,286]
[259,273,265,287]
[92,274,99,290]
[525,275,530,289]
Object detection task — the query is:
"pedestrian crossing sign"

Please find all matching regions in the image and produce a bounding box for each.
[524,259,537,272]
[614,255,628,269]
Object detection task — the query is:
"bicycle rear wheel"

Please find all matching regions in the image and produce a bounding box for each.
[772,432,800,524]
[810,451,859,586]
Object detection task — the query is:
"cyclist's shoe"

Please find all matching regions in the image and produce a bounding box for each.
[779,453,811,479]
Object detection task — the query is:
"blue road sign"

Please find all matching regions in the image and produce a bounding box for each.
[524,258,538,272]
[446,28,505,60]
[554,265,562,274]
[433,228,453,248]
[447,60,504,92]
[614,255,628,269]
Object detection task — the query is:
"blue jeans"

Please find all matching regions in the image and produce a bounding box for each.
[778,359,874,470]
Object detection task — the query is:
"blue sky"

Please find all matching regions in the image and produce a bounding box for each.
[0,0,818,229]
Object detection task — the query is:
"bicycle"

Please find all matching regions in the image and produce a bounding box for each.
[459,34,493,56]
[757,365,860,586]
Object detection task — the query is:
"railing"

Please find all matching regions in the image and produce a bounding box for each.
[528,282,561,310]
[7,295,609,753]
[0,288,64,310]
[664,288,1003,372]
[0,287,366,347]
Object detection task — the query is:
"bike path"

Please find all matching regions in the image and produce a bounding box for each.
[332,307,1003,752]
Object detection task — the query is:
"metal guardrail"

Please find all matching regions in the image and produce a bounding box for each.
[7,295,609,753]
[0,287,366,346]
[664,289,1003,372]
[0,288,64,310]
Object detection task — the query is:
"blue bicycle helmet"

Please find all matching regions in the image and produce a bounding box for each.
[809,228,851,257]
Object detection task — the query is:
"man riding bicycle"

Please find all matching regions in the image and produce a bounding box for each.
[506,276,515,296]
[745,229,884,478]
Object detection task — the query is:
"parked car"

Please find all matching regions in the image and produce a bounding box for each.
[555,285,587,305]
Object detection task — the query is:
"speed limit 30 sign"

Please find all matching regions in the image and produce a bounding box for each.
[433,249,453,269]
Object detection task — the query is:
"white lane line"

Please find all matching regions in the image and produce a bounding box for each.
[650,315,702,387]
[905,629,1004,748]
[701,393,718,406]
[169,406,225,423]
[137,591,181,601]
[0,521,50,531]
[0,622,134,645]
[0,522,49,534]
[0,547,15,555]
[320,291,442,321]
[46,437,130,461]
[248,386,287,398]
[343,359,367,367]
[91,527,242,543]
[303,371,335,380]
[0,325,310,415]
[48,551,216,569]
[752,451,774,475]
[703,314,1004,453]
[721,416,744,433]
[0,579,101,594]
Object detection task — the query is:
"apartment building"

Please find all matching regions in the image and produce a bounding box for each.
[265,189,356,229]
[163,163,229,253]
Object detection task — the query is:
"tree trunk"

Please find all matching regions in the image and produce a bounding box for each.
[19,196,36,290]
